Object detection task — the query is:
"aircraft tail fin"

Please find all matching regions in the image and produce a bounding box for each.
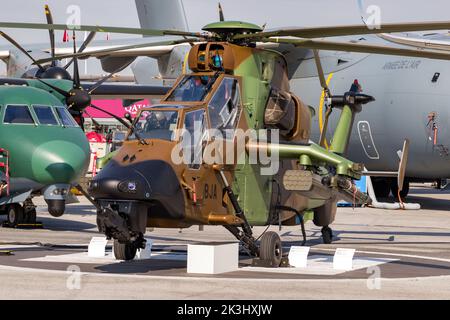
[135,0,189,35]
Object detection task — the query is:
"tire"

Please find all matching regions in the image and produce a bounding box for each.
[321,226,333,244]
[372,178,391,198]
[390,179,409,198]
[113,239,137,260]
[259,231,282,267]
[7,204,25,227]
[25,208,37,224]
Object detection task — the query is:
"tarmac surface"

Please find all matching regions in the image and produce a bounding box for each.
[0,184,449,299]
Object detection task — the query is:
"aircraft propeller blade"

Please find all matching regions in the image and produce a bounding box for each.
[72,31,81,88]
[89,103,131,129]
[87,64,128,95]
[83,109,102,128]
[33,37,198,65]
[312,49,331,98]
[261,37,450,61]
[64,31,96,69]
[234,21,450,40]
[0,30,45,70]
[44,5,56,66]
[35,78,71,97]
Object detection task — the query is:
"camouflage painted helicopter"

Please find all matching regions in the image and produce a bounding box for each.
[5,12,450,264]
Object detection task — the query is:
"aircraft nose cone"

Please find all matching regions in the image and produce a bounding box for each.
[32,140,90,184]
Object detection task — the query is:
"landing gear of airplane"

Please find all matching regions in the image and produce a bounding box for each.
[390,178,410,198]
[4,199,39,228]
[321,226,333,244]
[372,178,391,198]
[6,204,24,227]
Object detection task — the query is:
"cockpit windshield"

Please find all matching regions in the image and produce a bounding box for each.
[165,75,217,102]
[129,109,179,141]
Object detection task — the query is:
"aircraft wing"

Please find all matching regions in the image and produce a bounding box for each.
[379,33,450,52]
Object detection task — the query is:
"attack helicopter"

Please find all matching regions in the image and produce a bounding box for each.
[6,9,450,265]
[0,5,168,227]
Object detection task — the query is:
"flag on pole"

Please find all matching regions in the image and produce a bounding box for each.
[63,30,69,42]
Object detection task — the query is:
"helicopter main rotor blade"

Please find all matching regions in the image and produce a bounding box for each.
[0,22,202,38]
[234,21,450,40]
[34,38,198,65]
[262,37,450,61]
[64,31,96,69]
[0,30,45,70]
[44,5,56,66]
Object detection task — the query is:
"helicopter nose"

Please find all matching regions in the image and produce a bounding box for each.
[32,140,90,184]
[89,159,185,218]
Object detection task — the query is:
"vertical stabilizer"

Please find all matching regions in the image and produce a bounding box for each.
[135,0,189,34]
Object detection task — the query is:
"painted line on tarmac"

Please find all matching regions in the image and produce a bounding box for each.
[313,248,450,263]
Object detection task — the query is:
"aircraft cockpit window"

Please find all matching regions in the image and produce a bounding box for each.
[208,77,241,134]
[33,105,59,125]
[131,110,179,141]
[182,109,207,169]
[55,107,78,127]
[166,75,217,102]
[3,105,35,124]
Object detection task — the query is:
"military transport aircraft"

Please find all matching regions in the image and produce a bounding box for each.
[4,11,450,264]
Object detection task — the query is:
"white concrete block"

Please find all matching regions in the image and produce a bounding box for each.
[135,238,153,260]
[88,237,108,257]
[187,242,239,274]
[333,248,356,270]
[288,246,310,268]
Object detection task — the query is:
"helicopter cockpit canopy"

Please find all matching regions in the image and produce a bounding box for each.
[130,108,180,141]
[165,75,218,102]
[129,73,242,148]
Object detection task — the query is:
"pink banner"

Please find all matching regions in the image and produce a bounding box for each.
[85,99,150,118]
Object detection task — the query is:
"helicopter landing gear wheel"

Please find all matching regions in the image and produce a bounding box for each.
[321,226,333,244]
[6,204,25,227]
[259,231,283,267]
[113,239,137,261]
